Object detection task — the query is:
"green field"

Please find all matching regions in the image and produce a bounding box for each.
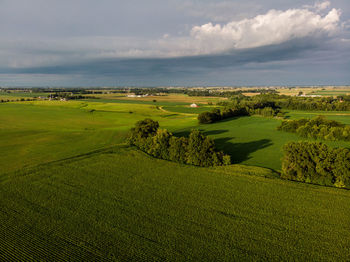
[2,99,350,173]
[1,146,349,261]
[1,97,350,260]
[2,99,350,174]
[0,101,196,174]
[285,110,350,124]
[175,116,350,171]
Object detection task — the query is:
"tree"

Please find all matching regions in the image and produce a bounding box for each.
[169,137,188,163]
[198,112,215,124]
[148,129,172,160]
[133,118,159,138]
[187,130,220,167]
[127,118,159,150]
[281,141,350,188]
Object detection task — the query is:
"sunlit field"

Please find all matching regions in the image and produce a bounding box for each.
[1,145,349,261]
[1,91,350,260]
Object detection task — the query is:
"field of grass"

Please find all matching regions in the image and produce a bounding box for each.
[1,145,349,261]
[175,116,350,171]
[162,105,217,114]
[285,110,350,124]
[0,101,196,174]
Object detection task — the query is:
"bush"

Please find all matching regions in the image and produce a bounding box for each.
[281,142,350,188]
[198,111,216,124]
[198,108,222,124]
[277,116,349,141]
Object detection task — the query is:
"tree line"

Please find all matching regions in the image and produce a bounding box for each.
[127,119,231,167]
[186,89,277,97]
[0,98,35,103]
[198,96,284,124]
[277,116,350,141]
[282,142,350,188]
[276,95,350,111]
[218,94,350,111]
[48,93,100,100]
[198,93,350,124]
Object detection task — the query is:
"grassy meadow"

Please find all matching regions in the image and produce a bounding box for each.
[175,116,350,171]
[0,100,196,174]
[1,91,350,260]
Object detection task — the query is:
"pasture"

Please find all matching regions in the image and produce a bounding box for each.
[175,115,350,171]
[0,100,196,174]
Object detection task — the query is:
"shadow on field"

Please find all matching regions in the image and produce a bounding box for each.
[173,130,191,137]
[202,129,229,136]
[214,116,242,123]
[214,137,273,164]
[174,129,229,137]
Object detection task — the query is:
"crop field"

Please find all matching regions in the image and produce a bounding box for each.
[1,145,349,261]
[277,87,350,96]
[1,94,350,261]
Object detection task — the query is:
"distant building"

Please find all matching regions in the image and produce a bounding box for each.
[297,94,322,98]
[126,94,149,98]
[190,103,199,108]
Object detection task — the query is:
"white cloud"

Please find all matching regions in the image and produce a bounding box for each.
[190,7,340,50]
[315,1,331,11]
[304,1,331,12]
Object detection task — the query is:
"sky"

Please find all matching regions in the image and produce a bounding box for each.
[0,0,349,87]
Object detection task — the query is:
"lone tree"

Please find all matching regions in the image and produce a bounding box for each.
[132,118,159,138]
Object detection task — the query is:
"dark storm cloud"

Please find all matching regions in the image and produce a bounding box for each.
[6,38,325,76]
[0,0,349,86]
